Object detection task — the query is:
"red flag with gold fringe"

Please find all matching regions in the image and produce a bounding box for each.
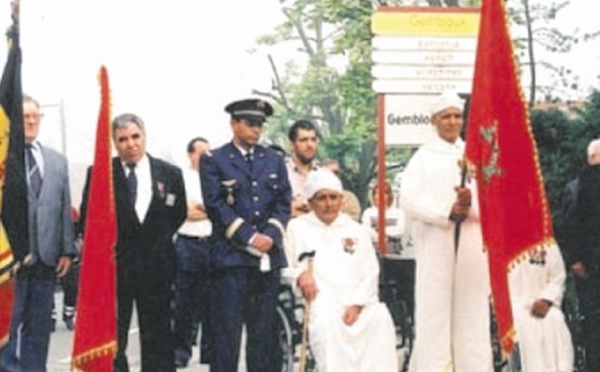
[72,66,117,371]
[465,0,555,354]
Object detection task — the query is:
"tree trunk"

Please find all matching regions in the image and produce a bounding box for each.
[524,0,536,106]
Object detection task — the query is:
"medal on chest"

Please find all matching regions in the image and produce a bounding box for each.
[221,179,236,205]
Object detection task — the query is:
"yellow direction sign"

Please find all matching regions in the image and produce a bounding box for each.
[372,6,480,36]
[371,6,480,94]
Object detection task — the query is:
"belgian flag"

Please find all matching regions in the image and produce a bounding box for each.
[0,19,30,347]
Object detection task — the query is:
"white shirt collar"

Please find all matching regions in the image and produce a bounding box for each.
[121,154,152,221]
[232,142,253,157]
[121,154,149,174]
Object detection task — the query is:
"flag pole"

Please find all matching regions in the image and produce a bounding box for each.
[7,0,19,38]
[454,161,467,253]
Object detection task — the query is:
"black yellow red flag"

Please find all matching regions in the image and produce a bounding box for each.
[0,21,29,348]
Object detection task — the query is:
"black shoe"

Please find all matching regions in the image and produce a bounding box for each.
[175,359,188,369]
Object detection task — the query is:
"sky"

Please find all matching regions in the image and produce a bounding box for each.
[515,0,600,100]
[0,0,285,168]
[0,0,596,172]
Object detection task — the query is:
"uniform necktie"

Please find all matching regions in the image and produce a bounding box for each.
[26,144,42,197]
[245,152,253,171]
[126,163,137,206]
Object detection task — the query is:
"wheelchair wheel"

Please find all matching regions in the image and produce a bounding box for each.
[275,304,294,372]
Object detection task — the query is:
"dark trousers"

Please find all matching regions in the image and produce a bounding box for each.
[209,267,280,372]
[114,268,175,372]
[0,263,56,372]
[576,275,600,372]
[173,235,211,364]
[60,262,78,312]
[52,263,78,321]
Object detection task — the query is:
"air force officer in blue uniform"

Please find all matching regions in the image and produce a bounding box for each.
[200,99,291,372]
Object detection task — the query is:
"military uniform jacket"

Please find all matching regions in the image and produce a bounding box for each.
[200,142,291,269]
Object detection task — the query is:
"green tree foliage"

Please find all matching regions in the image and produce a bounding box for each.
[530,91,600,227]
[510,0,599,103]
[254,0,378,207]
[254,0,591,210]
[255,0,478,207]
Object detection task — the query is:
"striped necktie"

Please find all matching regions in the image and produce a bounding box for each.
[26,144,42,197]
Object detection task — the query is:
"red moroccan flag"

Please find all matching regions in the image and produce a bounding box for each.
[465,0,554,354]
[72,66,117,371]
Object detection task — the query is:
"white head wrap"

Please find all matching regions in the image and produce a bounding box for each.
[430,91,465,116]
[304,168,343,200]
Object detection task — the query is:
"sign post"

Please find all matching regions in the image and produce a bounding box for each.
[371,6,480,254]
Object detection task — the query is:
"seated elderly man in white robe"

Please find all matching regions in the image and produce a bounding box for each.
[509,244,574,372]
[286,169,398,372]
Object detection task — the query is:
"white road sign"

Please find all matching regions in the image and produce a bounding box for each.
[383,94,440,146]
[372,65,474,80]
[373,80,473,94]
[372,35,477,51]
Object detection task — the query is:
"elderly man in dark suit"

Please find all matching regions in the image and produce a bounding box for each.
[200,98,291,372]
[1,95,76,372]
[80,113,186,372]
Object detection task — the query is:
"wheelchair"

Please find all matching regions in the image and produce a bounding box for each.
[274,237,415,372]
[275,283,317,372]
[379,252,415,372]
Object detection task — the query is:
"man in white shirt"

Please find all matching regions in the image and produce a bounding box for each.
[174,137,213,368]
[400,91,493,372]
[286,119,319,217]
[80,113,186,371]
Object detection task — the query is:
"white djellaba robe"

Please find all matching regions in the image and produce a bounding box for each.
[286,212,398,372]
[508,244,574,372]
[400,136,493,372]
